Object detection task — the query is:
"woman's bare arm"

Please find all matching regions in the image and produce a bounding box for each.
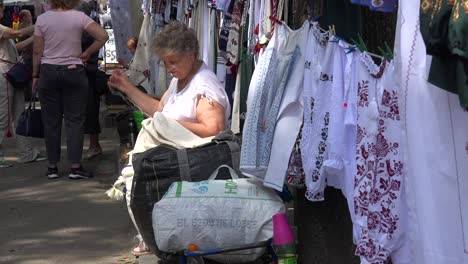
[176,96,225,137]
[15,36,33,51]
[1,25,34,40]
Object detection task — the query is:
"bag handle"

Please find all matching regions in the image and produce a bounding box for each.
[27,87,39,111]
[208,165,240,180]
[0,49,31,65]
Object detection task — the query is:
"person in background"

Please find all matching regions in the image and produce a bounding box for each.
[78,1,102,160]
[115,36,148,162]
[34,0,50,18]
[0,0,44,168]
[18,10,33,30]
[117,37,137,69]
[18,9,34,101]
[108,22,230,255]
[32,0,108,179]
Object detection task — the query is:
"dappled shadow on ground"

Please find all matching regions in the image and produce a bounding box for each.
[0,128,139,264]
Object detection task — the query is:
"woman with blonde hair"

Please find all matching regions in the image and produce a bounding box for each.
[33,0,108,179]
[0,0,44,167]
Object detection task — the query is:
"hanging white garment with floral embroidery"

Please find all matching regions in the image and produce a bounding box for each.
[353,54,407,264]
[301,25,333,201]
[262,22,309,191]
[323,40,355,193]
[241,22,308,191]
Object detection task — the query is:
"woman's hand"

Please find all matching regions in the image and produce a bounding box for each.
[80,51,90,64]
[108,69,132,94]
[32,77,39,94]
[117,58,129,69]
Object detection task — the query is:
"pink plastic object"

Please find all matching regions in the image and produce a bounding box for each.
[272,213,295,245]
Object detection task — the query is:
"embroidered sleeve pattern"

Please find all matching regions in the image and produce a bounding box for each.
[354,67,405,263]
[302,38,334,202]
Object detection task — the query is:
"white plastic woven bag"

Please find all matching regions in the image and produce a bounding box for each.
[153,165,285,263]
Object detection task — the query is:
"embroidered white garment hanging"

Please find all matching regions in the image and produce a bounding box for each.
[343,50,360,242]
[263,22,309,191]
[127,14,150,93]
[395,0,468,262]
[145,13,164,96]
[241,22,308,191]
[322,40,357,201]
[301,24,333,201]
[353,54,407,264]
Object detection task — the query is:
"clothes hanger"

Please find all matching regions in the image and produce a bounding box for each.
[350,33,368,52]
[328,24,336,35]
[377,41,393,61]
[350,33,384,60]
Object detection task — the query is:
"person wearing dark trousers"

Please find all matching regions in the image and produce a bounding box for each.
[32,0,108,179]
[79,1,102,160]
[83,65,102,159]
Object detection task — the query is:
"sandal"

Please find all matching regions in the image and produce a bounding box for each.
[84,148,103,160]
[0,161,13,168]
[132,241,151,256]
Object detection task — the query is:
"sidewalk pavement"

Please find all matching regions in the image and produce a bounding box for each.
[0,125,146,264]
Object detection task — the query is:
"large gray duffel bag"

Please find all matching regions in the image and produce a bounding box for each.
[130,131,241,260]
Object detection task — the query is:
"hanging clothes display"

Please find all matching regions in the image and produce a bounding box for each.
[286,126,305,187]
[352,54,407,264]
[218,0,235,59]
[208,9,218,72]
[130,0,144,40]
[449,0,468,57]
[231,13,254,133]
[301,25,334,201]
[420,0,468,109]
[396,1,468,263]
[324,40,355,196]
[226,0,247,72]
[96,0,468,263]
[145,1,165,96]
[247,0,261,55]
[189,0,209,66]
[127,14,151,93]
[240,21,308,191]
[108,0,135,64]
[300,27,357,202]
[448,0,468,109]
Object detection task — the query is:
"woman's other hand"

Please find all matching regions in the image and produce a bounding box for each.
[108,69,132,94]
[117,58,129,69]
[32,77,39,94]
[80,51,90,64]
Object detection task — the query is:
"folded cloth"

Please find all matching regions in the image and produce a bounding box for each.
[132,112,213,154]
[107,112,213,199]
[106,175,126,200]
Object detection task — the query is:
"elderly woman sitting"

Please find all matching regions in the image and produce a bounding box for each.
[107,22,231,256]
[108,22,230,138]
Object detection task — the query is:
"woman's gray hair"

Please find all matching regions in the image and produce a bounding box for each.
[153,23,199,58]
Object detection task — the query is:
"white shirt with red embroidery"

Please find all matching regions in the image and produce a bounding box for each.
[353,53,407,264]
